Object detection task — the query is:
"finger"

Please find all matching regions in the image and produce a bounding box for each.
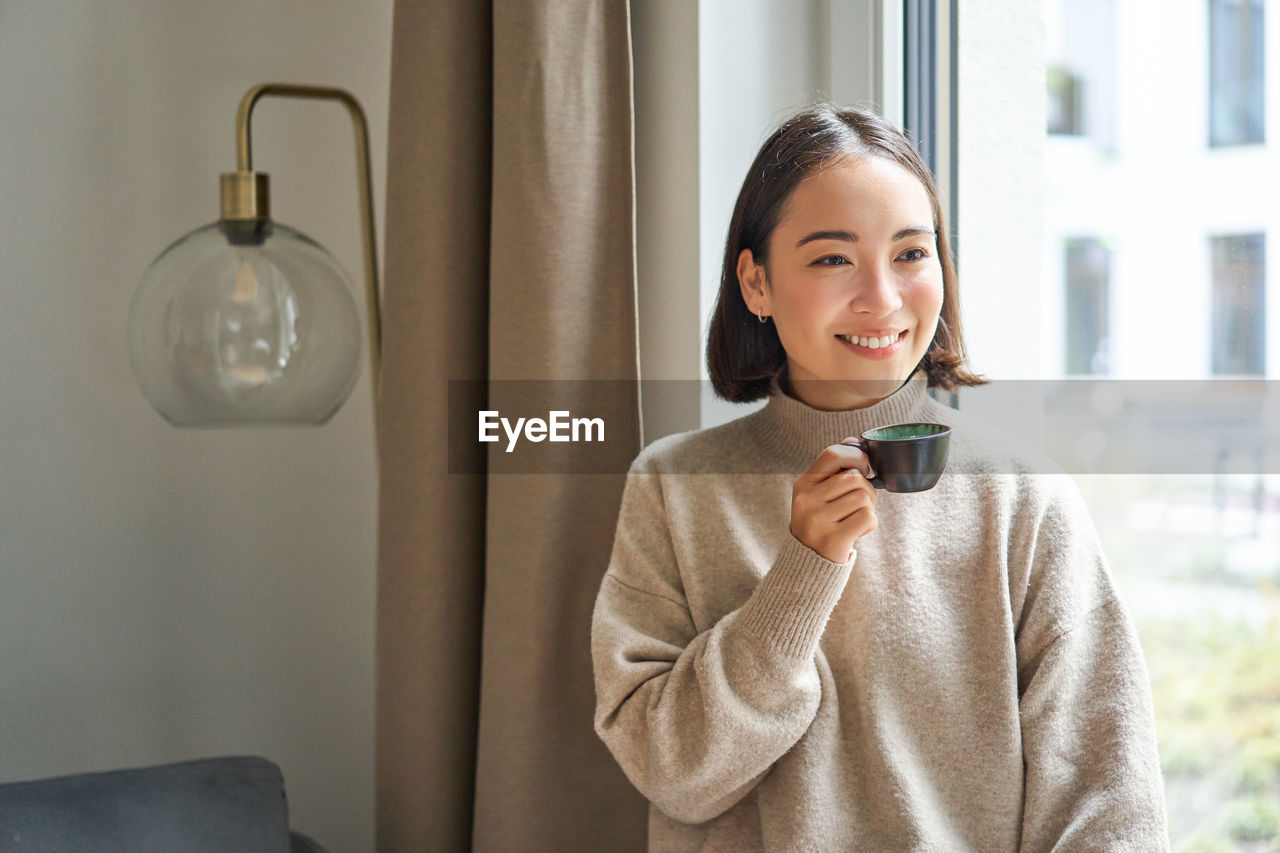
[814,467,877,503]
[833,500,877,536]
[821,486,874,523]
[841,510,877,541]
[839,439,878,481]
[801,442,872,481]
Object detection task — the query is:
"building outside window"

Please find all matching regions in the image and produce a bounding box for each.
[1038,0,1280,845]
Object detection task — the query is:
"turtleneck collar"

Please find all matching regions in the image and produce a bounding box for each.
[749,369,932,471]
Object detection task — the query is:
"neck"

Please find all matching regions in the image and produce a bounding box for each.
[780,374,912,411]
[750,369,932,473]
[778,358,922,412]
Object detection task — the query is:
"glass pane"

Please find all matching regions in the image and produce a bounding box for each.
[1211,233,1266,376]
[1064,237,1111,375]
[1210,0,1266,147]
[1044,1,1278,846]
[1077,474,1280,847]
[1046,66,1084,135]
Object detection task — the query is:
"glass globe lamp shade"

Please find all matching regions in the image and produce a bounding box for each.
[129,221,362,426]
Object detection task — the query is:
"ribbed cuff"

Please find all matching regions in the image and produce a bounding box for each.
[736,536,855,660]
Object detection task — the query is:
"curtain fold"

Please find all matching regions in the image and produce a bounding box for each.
[378,1,647,850]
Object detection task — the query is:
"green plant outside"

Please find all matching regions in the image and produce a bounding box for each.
[1074,475,1280,851]
[1140,606,1280,850]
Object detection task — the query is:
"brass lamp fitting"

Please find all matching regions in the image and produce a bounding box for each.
[213,82,382,416]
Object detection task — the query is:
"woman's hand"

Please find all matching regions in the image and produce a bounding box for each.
[789,437,878,563]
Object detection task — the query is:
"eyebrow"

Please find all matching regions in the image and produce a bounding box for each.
[795,226,935,248]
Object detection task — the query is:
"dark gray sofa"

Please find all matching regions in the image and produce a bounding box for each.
[0,755,325,852]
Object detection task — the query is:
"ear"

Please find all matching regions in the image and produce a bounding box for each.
[737,249,770,316]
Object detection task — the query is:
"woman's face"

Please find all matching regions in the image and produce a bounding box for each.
[738,155,944,411]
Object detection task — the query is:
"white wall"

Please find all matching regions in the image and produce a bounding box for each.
[953,2,1046,380]
[0,3,390,850]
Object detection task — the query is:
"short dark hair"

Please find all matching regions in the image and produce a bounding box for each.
[706,103,986,402]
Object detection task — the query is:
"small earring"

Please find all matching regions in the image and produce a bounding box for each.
[757,309,769,324]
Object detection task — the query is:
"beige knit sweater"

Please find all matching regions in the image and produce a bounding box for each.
[591,372,1169,851]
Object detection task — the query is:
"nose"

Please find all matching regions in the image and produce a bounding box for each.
[850,261,903,316]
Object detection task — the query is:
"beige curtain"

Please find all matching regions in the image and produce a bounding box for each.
[377,1,648,850]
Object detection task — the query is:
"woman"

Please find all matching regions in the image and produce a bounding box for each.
[591,105,1168,851]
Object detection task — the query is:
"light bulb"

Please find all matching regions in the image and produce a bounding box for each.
[129,221,361,426]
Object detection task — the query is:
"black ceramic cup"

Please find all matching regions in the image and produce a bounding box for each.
[842,422,951,493]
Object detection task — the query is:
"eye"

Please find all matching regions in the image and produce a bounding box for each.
[896,248,929,262]
[813,255,849,267]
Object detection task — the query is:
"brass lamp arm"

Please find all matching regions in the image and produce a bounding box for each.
[230,82,383,423]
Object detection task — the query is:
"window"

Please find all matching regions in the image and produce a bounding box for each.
[1047,66,1084,135]
[1211,233,1266,376]
[1064,237,1110,375]
[1209,0,1265,147]
[1044,0,1117,149]
[961,1,1280,844]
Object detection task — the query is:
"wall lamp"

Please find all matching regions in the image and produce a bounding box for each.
[129,83,381,429]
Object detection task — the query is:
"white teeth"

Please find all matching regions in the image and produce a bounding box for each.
[839,333,899,348]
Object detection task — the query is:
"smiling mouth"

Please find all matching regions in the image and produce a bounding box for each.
[836,330,907,349]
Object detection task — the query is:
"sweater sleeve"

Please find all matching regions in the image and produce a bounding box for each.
[1014,478,1170,852]
[591,456,853,825]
